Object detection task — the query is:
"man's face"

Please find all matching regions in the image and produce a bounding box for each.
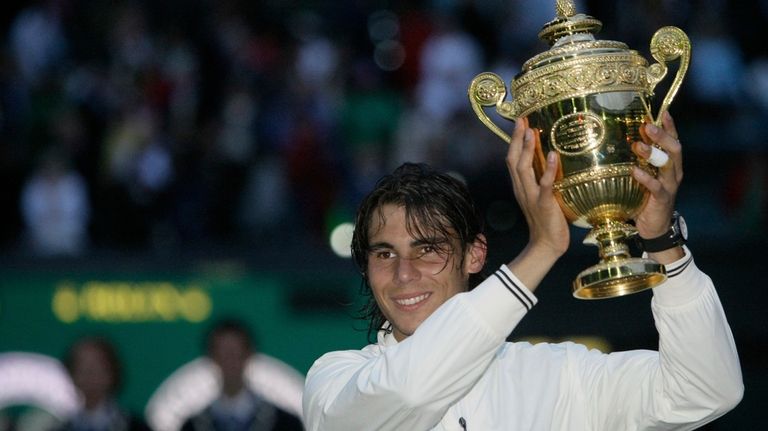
[366,204,485,341]
[70,343,115,406]
[210,331,250,395]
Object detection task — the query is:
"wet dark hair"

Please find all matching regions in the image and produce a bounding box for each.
[351,163,487,341]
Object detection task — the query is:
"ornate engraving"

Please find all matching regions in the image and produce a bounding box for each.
[554,164,634,190]
[468,72,514,142]
[472,73,506,105]
[556,0,576,17]
[523,40,628,69]
[651,26,689,62]
[551,112,604,155]
[508,54,651,118]
[649,26,691,124]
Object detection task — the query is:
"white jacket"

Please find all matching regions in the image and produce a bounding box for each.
[303,249,743,430]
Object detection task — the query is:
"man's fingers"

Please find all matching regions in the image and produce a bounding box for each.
[539,151,558,190]
[506,118,527,170]
[517,128,541,191]
[660,111,679,140]
[642,121,683,185]
[648,146,669,167]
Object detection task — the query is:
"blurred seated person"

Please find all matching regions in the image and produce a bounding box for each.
[181,320,304,431]
[20,147,90,257]
[56,337,149,431]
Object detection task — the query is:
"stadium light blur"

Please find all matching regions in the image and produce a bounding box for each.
[329,222,355,258]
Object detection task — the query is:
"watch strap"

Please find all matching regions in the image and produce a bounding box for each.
[636,212,686,253]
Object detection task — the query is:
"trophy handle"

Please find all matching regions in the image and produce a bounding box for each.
[468,72,518,143]
[647,26,691,126]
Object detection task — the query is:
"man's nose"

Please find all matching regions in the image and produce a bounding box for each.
[394,257,421,284]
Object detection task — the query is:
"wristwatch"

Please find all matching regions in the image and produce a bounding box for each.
[636,211,688,253]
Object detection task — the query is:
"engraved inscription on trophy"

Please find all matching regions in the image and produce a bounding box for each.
[551,112,604,156]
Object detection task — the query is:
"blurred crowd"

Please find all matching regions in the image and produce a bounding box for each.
[0,320,306,431]
[1,0,766,258]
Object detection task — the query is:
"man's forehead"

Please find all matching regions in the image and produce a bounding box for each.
[367,205,403,239]
[367,204,454,244]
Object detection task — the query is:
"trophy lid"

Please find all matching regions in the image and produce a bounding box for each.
[522,0,633,72]
[537,0,602,46]
[509,0,650,117]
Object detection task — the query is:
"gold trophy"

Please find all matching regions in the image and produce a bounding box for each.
[468,0,691,299]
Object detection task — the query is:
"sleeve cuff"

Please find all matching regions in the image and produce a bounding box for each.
[650,246,706,307]
[493,264,538,310]
[462,265,538,337]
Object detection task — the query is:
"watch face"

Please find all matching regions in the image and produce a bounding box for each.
[678,215,688,240]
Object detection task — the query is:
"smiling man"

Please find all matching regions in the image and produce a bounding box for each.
[358,197,486,342]
[302,116,743,430]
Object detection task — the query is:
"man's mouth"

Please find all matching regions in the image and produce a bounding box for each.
[394,293,430,306]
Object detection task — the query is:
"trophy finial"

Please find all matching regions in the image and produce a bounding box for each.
[556,0,576,18]
[539,1,602,46]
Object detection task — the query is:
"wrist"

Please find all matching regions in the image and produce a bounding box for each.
[636,211,688,253]
[647,246,685,265]
[506,243,562,293]
[526,240,566,262]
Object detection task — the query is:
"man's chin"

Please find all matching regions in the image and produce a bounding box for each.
[392,318,428,340]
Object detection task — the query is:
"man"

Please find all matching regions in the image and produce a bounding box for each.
[302,113,743,430]
[182,320,304,431]
[57,337,150,431]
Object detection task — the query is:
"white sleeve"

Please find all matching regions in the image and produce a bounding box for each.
[581,248,744,430]
[302,265,537,431]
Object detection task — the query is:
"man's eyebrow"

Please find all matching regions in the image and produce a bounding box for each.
[367,241,393,250]
[367,238,445,250]
[412,237,449,246]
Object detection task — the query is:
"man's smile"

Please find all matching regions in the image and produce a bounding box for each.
[393,292,432,308]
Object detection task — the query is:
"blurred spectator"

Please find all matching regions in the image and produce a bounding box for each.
[8,0,68,90]
[390,13,483,172]
[282,108,340,242]
[235,155,290,238]
[688,6,746,108]
[158,28,200,135]
[55,337,149,431]
[19,147,90,257]
[414,13,482,124]
[208,83,258,239]
[108,2,156,76]
[339,60,403,204]
[99,103,175,248]
[181,320,303,431]
[747,57,768,113]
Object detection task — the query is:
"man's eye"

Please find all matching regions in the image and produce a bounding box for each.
[418,245,444,261]
[421,245,437,254]
[375,251,393,259]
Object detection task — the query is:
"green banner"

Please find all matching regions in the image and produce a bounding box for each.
[0,265,364,418]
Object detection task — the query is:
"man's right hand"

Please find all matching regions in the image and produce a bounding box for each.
[504,118,570,292]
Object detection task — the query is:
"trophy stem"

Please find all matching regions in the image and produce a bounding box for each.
[573,221,667,299]
[595,229,631,261]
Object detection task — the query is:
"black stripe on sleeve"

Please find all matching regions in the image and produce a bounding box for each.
[493,269,533,310]
[665,254,693,278]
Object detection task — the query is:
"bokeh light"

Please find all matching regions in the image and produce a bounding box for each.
[329,222,355,258]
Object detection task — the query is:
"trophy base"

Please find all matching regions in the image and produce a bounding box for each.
[572,257,667,299]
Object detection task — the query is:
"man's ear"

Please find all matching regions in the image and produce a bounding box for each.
[465,234,488,274]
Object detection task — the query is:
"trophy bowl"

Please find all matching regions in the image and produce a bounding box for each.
[468,0,691,299]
